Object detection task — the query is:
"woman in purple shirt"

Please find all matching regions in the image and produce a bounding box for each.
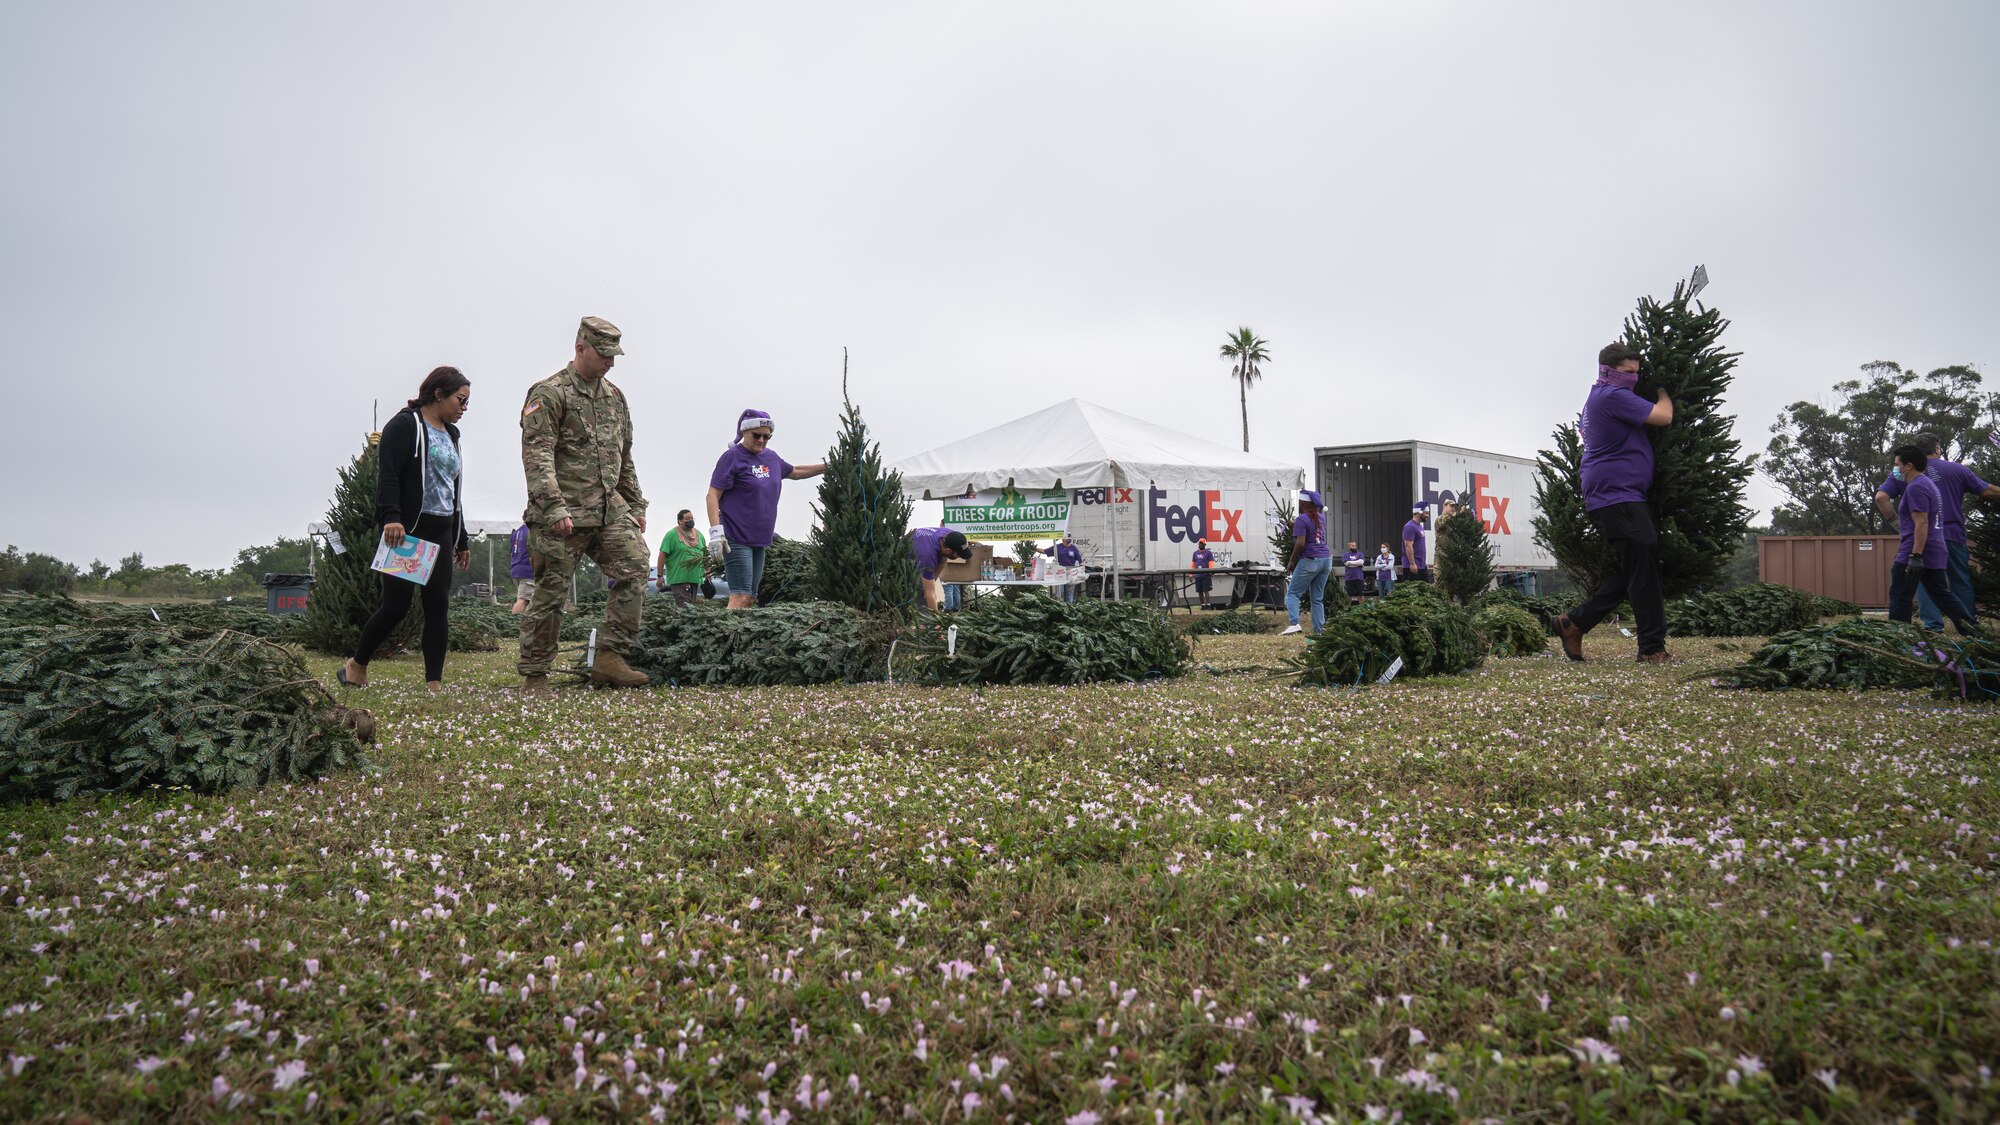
[705,410,826,608]
[1283,491,1333,635]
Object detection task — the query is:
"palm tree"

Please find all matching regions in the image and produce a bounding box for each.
[1219,327,1271,452]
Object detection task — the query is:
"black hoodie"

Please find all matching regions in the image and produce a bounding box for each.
[374,407,469,552]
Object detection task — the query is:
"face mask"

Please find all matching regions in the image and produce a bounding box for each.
[680,519,695,528]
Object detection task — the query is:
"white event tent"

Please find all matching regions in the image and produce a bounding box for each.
[892,399,1305,595]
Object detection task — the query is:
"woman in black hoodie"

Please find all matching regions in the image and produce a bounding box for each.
[339,367,472,692]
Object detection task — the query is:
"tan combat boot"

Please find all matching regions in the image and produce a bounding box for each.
[589,651,651,688]
[519,675,553,698]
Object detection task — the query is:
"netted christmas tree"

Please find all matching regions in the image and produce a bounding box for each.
[811,361,919,616]
[1532,272,1754,599]
[1436,507,1494,604]
[297,433,417,655]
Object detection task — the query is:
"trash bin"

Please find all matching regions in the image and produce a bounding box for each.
[260,573,315,615]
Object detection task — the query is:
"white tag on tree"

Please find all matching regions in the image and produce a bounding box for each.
[1619,628,1634,637]
[947,625,959,658]
[325,530,347,555]
[1378,656,1404,684]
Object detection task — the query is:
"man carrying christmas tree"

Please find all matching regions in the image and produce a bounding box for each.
[1555,342,1676,664]
[516,316,653,693]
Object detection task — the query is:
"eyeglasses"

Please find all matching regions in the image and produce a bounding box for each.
[746,431,772,441]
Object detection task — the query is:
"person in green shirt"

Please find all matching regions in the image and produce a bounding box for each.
[656,508,709,606]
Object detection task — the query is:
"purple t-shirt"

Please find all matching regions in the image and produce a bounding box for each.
[1292,513,1330,559]
[509,525,534,579]
[910,527,950,581]
[1190,548,1214,570]
[709,445,794,548]
[1342,550,1365,579]
[1878,459,1989,544]
[1043,541,1084,566]
[1578,384,1657,511]
[1402,519,1427,568]
[1895,474,1949,567]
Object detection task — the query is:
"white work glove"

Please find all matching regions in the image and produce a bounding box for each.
[708,526,728,562]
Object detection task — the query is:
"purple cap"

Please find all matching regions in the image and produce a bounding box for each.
[1299,490,1322,508]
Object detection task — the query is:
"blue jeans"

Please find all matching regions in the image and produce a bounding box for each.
[724,545,766,599]
[1374,571,1394,599]
[1286,556,1333,632]
[1914,539,1975,631]
[943,583,962,611]
[1059,581,1079,603]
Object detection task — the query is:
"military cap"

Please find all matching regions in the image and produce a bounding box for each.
[578,316,624,357]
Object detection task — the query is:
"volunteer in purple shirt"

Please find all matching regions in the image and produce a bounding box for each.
[1886,444,1982,635]
[1401,504,1431,582]
[1873,431,1998,631]
[1041,531,1086,603]
[509,523,535,614]
[1341,541,1366,604]
[1283,490,1333,635]
[706,409,826,609]
[1554,342,1676,664]
[910,526,972,611]
[1189,539,1215,608]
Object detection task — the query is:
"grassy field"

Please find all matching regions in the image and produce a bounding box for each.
[2,630,1997,1121]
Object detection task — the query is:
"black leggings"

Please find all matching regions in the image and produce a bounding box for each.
[352,513,456,682]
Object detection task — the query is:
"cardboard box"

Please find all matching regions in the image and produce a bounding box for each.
[935,542,994,583]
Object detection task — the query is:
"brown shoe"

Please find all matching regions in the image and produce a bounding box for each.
[589,650,651,688]
[518,675,553,698]
[1636,651,1675,665]
[1554,615,1585,662]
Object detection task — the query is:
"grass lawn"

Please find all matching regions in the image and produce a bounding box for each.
[2,631,1997,1121]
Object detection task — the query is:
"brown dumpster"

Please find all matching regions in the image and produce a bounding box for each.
[1758,536,1896,608]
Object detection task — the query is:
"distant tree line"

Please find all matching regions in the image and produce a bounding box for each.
[0,537,313,600]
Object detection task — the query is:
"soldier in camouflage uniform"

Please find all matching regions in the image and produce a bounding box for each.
[517,316,653,691]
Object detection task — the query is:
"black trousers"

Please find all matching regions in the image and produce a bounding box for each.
[1889,561,1980,634]
[1568,501,1666,654]
[353,512,456,682]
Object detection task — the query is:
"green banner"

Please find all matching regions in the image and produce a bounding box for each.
[941,488,1071,542]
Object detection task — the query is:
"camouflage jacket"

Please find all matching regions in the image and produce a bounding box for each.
[520,364,646,528]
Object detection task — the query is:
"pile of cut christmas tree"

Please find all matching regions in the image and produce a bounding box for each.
[1716,619,1999,700]
[1288,581,1547,687]
[0,594,372,802]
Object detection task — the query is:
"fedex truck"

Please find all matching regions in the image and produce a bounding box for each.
[1313,441,1554,572]
[1063,486,1285,571]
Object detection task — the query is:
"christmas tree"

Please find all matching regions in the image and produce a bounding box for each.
[810,356,919,616]
[1436,507,1494,604]
[1264,489,1297,569]
[1532,272,1754,599]
[298,433,417,655]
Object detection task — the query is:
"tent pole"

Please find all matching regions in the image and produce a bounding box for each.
[1108,482,1120,601]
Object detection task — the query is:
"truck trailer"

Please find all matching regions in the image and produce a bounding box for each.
[1313,440,1554,572]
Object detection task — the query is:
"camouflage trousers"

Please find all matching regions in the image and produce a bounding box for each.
[518,518,649,676]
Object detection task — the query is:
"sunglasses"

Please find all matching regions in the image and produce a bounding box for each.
[745,431,773,441]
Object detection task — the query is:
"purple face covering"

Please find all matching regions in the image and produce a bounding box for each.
[1596,364,1640,390]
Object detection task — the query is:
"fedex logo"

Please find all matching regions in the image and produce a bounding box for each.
[1073,487,1136,505]
[1147,488,1244,544]
[1420,468,1512,535]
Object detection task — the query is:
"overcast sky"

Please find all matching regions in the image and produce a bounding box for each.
[3,1,1994,569]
